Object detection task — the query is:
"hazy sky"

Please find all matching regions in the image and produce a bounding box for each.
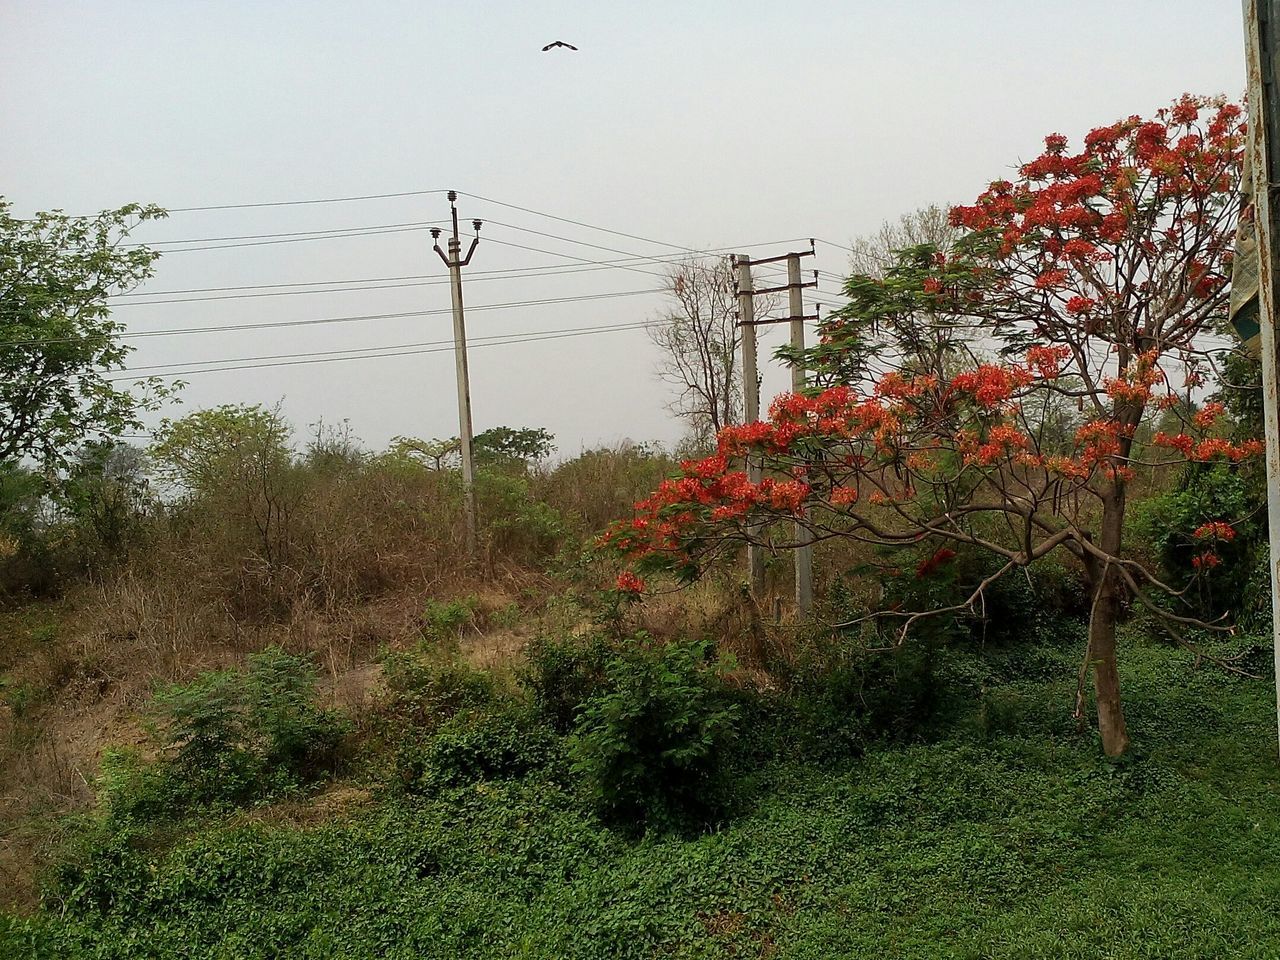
[1,1,1248,457]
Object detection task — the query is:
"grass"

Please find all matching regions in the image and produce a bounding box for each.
[3,635,1278,959]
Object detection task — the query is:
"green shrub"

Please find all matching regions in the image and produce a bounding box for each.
[1133,463,1267,627]
[477,471,566,560]
[408,709,563,794]
[419,596,479,644]
[380,650,499,729]
[105,648,347,820]
[519,633,613,732]
[569,637,739,830]
[788,636,944,757]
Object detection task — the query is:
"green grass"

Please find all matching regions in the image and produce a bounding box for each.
[4,638,1279,959]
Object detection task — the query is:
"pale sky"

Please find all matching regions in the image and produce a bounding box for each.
[1,1,1248,456]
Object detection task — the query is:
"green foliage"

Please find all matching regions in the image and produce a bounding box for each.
[57,442,152,567]
[569,637,739,829]
[149,403,294,496]
[1133,462,1266,625]
[13,640,1280,959]
[1,676,43,718]
[376,651,564,798]
[785,631,945,757]
[104,648,347,820]
[519,633,613,732]
[409,709,563,794]
[477,470,566,558]
[0,461,56,598]
[474,425,556,468]
[419,596,479,644]
[379,650,499,729]
[0,199,174,469]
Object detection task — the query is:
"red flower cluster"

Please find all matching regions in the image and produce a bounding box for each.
[1193,521,1236,542]
[950,364,1033,409]
[1193,402,1225,429]
[949,95,1242,287]
[915,548,957,579]
[1025,344,1071,379]
[615,571,646,594]
[963,424,1030,466]
[1191,551,1222,571]
[1152,433,1263,462]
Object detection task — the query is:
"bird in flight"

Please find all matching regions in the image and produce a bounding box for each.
[541,40,578,51]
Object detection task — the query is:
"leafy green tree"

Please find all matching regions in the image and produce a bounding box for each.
[0,199,172,467]
[149,403,293,495]
[475,426,555,467]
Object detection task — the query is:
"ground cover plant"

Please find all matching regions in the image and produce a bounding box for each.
[2,636,1277,959]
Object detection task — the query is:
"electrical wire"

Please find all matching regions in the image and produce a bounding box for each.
[458,192,702,255]
[113,318,659,375]
[128,222,451,254]
[119,219,450,249]
[0,287,666,349]
[164,189,451,214]
[103,243,796,307]
[104,319,656,382]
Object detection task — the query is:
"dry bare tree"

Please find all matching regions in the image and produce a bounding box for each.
[648,257,777,450]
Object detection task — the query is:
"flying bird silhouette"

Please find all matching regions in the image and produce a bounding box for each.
[541,40,578,51]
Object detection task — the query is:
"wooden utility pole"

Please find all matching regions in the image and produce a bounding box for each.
[733,254,766,598]
[733,245,818,616]
[431,191,482,560]
[1242,0,1280,755]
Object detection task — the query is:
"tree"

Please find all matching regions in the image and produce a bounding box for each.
[846,204,961,278]
[649,258,777,449]
[474,426,556,468]
[387,427,554,473]
[606,95,1249,757]
[150,404,299,570]
[1,199,171,468]
[847,207,971,383]
[150,404,293,496]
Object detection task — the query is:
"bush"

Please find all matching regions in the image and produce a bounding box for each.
[1133,462,1267,627]
[105,648,347,820]
[787,634,944,758]
[419,596,479,644]
[379,650,499,729]
[519,633,613,732]
[569,637,739,830]
[409,709,563,794]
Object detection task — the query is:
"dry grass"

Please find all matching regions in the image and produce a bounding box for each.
[0,442,768,909]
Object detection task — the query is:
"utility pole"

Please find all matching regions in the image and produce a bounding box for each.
[787,253,815,617]
[733,244,818,617]
[733,254,766,598]
[1242,0,1280,756]
[431,191,482,560]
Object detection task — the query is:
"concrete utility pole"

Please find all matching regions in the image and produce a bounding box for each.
[733,245,818,617]
[787,252,815,617]
[1242,0,1280,755]
[432,191,482,560]
[733,254,766,598]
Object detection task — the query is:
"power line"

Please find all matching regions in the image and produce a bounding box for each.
[113,318,659,374]
[459,192,702,254]
[479,236,684,281]
[131,222,451,254]
[0,287,666,349]
[164,189,450,214]
[120,219,449,249]
[814,237,856,254]
[104,319,656,382]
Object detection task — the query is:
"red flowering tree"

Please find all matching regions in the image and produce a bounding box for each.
[603,95,1252,757]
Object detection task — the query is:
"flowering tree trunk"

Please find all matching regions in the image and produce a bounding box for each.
[606,96,1252,757]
